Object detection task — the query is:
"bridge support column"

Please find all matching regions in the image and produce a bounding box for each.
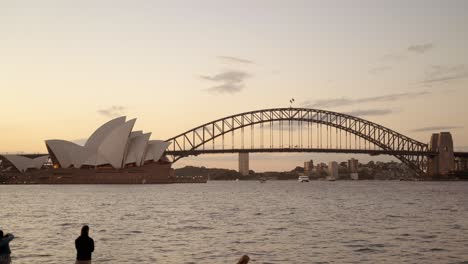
[239,153,249,176]
[428,132,455,177]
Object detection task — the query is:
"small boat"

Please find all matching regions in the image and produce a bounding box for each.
[326,176,336,181]
[298,175,310,182]
[259,177,267,183]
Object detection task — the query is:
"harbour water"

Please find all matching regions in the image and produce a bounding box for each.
[1,181,468,263]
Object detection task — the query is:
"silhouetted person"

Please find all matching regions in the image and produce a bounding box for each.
[237,255,250,264]
[0,230,14,264]
[75,225,94,264]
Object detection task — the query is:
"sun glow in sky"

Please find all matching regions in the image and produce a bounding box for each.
[1,1,467,171]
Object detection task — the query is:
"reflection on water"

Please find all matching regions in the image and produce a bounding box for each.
[1,181,468,263]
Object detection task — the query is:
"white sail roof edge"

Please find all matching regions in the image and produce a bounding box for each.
[2,155,48,172]
[85,116,126,150]
[145,140,171,162]
[125,132,152,166]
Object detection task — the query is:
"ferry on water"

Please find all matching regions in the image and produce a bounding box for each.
[298,175,310,182]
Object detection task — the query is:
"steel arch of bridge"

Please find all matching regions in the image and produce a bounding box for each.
[165,108,430,176]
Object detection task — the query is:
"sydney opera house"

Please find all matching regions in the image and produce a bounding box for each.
[0,117,204,184]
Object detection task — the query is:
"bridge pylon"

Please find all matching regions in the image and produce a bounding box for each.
[427,132,455,177]
[239,153,249,176]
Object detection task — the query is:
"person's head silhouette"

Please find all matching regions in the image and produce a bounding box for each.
[81,225,89,237]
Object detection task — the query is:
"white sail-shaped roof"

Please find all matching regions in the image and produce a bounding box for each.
[130,131,143,138]
[145,140,171,162]
[32,156,49,169]
[94,119,136,168]
[2,155,48,172]
[125,132,151,166]
[46,140,87,168]
[44,116,171,170]
[85,116,126,150]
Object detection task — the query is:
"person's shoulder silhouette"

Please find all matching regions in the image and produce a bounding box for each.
[75,225,94,264]
[0,230,15,264]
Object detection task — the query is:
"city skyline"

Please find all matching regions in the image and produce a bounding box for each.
[1,1,468,171]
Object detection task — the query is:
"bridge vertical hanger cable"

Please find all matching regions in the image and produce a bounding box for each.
[298,118,301,148]
[334,126,336,149]
[260,121,263,149]
[310,111,312,149]
[251,119,254,149]
[280,119,282,148]
[326,113,329,149]
[316,116,319,148]
[308,111,311,149]
[289,109,292,148]
[270,118,272,148]
[321,112,324,148]
[232,117,235,150]
[241,115,244,149]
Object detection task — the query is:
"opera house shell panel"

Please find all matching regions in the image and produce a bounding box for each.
[0,116,207,184]
[0,155,48,173]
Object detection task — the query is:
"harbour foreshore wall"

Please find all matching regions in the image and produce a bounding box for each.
[0,163,207,184]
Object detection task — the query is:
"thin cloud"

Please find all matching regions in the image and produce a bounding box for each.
[369,66,392,74]
[97,105,126,118]
[344,109,393,117]
[218,56,254,64]
[408,43,434,54]
[410,126,463,132]
[302,91,428,108]
[201,70,251,94]
[380,43,434,62]
[206,83,244,93]
[422,64,468,84]
[380,52,406,62]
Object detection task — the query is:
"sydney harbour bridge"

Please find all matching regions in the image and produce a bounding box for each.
[165,107,467,178]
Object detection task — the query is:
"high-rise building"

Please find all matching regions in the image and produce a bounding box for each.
[304,160,314,175]
[348,158,359,173]
[239,153,249,176]
[455,157,468,171]
[315,163,327,174]
[328,161,339,179]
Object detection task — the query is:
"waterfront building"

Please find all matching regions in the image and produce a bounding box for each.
[455,157,468,171]
[328,161,339,179]
[315,163,327,174]
[0,116,208,184]
[348,158,359,173]
[45,116,170,169]
[239,153,249,176]
[304,160,314,175]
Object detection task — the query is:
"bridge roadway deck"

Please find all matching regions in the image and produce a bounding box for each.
[166,148,439,157]
[3,151,468,159]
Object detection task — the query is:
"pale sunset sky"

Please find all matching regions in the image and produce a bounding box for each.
[1,1,467,171]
